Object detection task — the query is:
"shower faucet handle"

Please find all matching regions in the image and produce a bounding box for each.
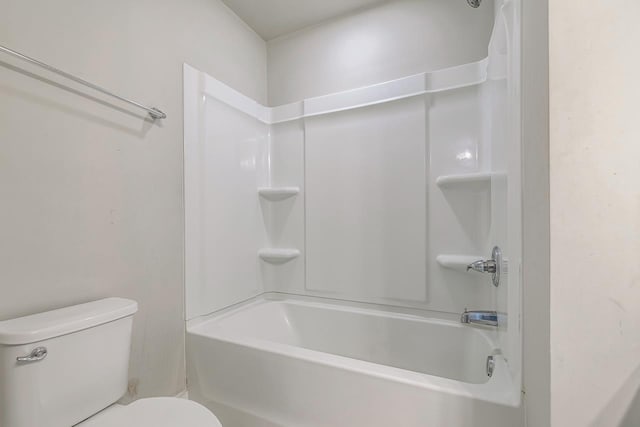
[467,259,497,273]
[466,246,502,287]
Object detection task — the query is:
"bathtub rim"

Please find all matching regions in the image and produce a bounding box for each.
[189,291,467,326]
[186,293,522,407]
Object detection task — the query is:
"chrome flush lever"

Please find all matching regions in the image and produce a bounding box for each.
[16,346,48,363]
[467,246,502,287]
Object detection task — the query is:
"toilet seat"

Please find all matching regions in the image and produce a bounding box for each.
[78,397,222,427]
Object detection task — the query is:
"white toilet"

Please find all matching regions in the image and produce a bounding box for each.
[0,298,222,427]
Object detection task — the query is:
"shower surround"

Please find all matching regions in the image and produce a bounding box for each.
[184,1,523,425]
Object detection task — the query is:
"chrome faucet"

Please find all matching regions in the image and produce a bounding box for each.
[467,246,502,287]
[461,309,499,327]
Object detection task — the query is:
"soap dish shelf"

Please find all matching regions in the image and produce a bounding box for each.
[258,248,300,264]
[258,187,300,201]
[435,172,505,190]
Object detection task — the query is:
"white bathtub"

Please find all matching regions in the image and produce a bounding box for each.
[187,295,522,427]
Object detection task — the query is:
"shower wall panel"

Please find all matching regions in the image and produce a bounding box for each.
[304,97,428,305]
[185,93,269,319]
[260,120,306,295]
[426,86,494,313]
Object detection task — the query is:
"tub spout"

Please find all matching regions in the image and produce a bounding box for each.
[461,310,498,327]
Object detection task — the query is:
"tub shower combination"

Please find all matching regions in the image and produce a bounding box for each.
[184,2,522,426]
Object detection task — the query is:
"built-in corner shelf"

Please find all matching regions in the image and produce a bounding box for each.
[436,255,483,273]
[258,187,300,201]
[258,248,300,264]
[435,172,505,190]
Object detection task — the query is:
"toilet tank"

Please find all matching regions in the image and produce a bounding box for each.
[0,298,138,427]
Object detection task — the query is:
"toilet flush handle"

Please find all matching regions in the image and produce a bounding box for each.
[16,346,48,363]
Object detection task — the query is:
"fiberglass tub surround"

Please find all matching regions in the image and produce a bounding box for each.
[184,1,522,426]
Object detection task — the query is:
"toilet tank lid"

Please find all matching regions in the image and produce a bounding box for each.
[0,298,138,345]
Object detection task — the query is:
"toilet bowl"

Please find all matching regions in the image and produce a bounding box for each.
[0,298,222,427]
[78,397,221,426]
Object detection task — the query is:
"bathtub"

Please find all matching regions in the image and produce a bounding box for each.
[186,295,522,427]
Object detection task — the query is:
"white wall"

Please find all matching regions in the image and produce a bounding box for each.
[0,0,266,399]
[550,0,640,425]
[267,0,494,106]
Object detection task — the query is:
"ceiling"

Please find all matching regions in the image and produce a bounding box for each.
[222,0,389,40]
